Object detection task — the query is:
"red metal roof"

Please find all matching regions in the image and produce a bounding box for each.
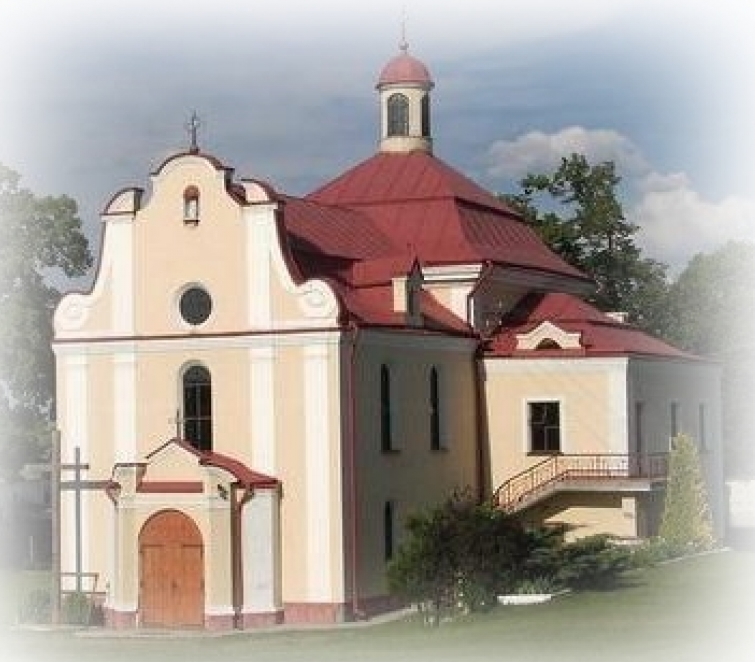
[144,439,280,489]
[337,283,471,334]
[304,151,590,284]
[281,195,395,261]
[199,450,279,489]
[488,292,692,359]
[309,150,509,208]
[377,51,433,87]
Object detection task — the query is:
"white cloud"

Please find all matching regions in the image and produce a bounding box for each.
[486,126,649,181]
[632,173,755,272]
[485,126,755,272]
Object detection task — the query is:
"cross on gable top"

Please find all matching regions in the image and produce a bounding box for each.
[185,111,202,154]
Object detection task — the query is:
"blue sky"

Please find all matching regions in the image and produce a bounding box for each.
[1,0,753,275]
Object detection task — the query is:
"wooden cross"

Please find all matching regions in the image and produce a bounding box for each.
[58,446,109,594]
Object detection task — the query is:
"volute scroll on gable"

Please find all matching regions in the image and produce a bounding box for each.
[243,199,341,329]
[296,279,340,322]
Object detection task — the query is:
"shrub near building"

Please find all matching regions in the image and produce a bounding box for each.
[387,492,635,625]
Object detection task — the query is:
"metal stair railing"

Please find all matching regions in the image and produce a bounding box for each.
[493,453,668,513]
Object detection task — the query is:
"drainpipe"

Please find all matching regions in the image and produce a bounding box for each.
[231,483,254,629]
[473,347,491,503]
[346,321,365,620]
[466,262,494,503]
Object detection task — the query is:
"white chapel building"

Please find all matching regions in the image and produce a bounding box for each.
[52,45,724,629]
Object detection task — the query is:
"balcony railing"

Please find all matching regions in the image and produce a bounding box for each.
[493,453,668,513]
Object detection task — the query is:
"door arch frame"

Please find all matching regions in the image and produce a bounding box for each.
[138,509,205,628]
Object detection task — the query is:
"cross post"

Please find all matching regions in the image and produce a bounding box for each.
[170,409,185,439]
[185,111,202,153]
[53,440,110,605]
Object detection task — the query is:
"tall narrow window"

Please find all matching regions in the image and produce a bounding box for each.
[635,401,645,455]
[420,94,431,137]
[670,402,680,441]
[183,185,200,224]
[387,94,409,136]
[529,401,561,453]
[384,501,395,562]
[380,364,393,452]
[698,403,707,451]
[429,367,442,451]
[634,401,645,476]
[183,365,212,451]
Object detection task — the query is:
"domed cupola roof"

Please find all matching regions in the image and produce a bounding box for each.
[377,45,434,88]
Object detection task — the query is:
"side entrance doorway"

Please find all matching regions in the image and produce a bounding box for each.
[139,510,204,627]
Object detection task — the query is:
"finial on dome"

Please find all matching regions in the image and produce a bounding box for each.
[399,5,409,52]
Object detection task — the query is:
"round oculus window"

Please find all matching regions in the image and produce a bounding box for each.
[179,287,212,325]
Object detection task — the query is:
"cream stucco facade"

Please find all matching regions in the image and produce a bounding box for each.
[53,150,482,627]
[484,354,723,540]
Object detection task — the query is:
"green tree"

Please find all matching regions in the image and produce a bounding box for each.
[387,491,530,625]
[0,164,92,476]
[662,241,755,477]
[659,434,716,552]
[504,154,670,334]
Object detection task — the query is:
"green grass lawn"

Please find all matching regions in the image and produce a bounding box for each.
[3,550,754,662]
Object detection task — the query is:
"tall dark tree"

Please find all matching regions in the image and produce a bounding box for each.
[0,164,92,476]
[504,154,669,333]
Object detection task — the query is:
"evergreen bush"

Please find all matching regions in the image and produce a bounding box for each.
[387,491,531,624]
[388,492,636,625]
[553,534,633,590]
[659,434,716,554]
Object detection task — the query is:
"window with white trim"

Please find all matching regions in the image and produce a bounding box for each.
[387,93,409,136]
[183,364,213,451]
[183,185,200,224]
[529,401,561,454]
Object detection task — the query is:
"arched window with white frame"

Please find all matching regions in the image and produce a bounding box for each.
[183,185,200,224]
[182,364,213,451]
[387,94,410,136]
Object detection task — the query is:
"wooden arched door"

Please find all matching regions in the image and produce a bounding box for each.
[139,510,204,627]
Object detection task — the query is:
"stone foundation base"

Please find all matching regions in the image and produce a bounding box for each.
[103,595,402,630]
[283,595,404,624]
[283,602,347,624]
[241,610,285,628]
[104,608,137,629]
[205,612,235,630]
